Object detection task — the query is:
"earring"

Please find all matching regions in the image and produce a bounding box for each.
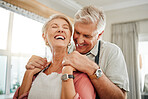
[68,42,71,46]
[46,42,49,45]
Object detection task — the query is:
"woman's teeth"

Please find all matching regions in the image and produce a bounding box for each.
[55,36,65,40]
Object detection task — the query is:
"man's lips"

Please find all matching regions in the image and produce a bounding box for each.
[76,44,86,48]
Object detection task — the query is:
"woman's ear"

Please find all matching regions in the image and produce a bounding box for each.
[42,33,47,42]
[42,33,45,40]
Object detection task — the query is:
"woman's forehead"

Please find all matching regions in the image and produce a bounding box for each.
[49,18,69,25]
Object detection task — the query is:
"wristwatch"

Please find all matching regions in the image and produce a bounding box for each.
[89,68,103,79]
[61,74,74,81]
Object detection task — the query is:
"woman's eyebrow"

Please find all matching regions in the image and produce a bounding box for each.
[63,24,69,26]
[51,23,58,26]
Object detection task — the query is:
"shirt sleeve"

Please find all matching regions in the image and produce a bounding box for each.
[105,44,129,91]
[73,72,96,99]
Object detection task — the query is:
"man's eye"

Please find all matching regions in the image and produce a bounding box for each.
[76,31,80,34]
[84,35,92,38]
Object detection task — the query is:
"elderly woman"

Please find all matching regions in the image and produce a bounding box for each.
[13,14,96,99]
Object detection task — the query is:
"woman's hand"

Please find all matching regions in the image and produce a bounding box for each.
[26,68,42,76]
[62,66,76,74]
[26,55,49,69]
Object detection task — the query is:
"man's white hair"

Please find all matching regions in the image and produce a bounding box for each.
[74,5,106,34]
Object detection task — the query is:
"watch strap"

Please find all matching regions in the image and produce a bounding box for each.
[68,75,75,79]
[61,74,74,81]
[89,74,97,79]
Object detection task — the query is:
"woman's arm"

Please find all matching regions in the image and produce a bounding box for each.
[61,66,76,99]
[18,68,41,98]
[61,66,96,99]
[18,70,34,97]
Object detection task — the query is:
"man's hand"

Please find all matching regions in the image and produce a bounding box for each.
[62,51,98,75]
[26,55,49,70]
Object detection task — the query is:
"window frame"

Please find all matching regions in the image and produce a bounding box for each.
[0,9,45,95]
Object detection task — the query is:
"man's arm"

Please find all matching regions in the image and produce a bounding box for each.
[88,65,127,99]
[62,51,127,99]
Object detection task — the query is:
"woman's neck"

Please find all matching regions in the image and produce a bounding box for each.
[52,47,68,66]
[47,47,68,74]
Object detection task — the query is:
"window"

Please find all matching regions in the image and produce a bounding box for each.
[139,41,148,92]
[0,56,7,94]
[10,56,29,93]
[0,7,9,50]
[11,13,45,55]
[0,7,48,96]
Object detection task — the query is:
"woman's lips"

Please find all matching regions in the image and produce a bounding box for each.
[54,35,65,40]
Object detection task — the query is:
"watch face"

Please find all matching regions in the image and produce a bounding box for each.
[95,69,102,78]
[61,74,68,80]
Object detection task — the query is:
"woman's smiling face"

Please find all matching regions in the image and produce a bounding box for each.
[44,18,71,49]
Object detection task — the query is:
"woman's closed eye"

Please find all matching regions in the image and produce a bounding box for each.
[63,24,69,29]
[63,26,69,29]
[51,25,58,28]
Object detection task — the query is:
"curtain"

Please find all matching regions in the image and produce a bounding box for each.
[112,22,141,99]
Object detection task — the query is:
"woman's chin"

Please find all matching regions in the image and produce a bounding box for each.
[53,44,67,48]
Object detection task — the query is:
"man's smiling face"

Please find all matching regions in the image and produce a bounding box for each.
[73,22,99,54]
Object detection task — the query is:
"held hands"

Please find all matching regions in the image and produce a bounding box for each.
[62,51,98,75]
[26,51,98,75]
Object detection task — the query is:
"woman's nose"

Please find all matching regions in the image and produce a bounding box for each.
[57,29,64,33]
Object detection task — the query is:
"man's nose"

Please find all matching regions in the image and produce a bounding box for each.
[77,35,84,44]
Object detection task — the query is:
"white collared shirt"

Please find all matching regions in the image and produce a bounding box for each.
[69,40,129,91]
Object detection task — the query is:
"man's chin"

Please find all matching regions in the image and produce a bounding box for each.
[76,49,87,55]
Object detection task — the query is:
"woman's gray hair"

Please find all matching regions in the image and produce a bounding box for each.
[42,14,73,35]
[74,5,106,34]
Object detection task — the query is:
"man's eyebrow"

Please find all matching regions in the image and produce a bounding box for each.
[74,29,78,32]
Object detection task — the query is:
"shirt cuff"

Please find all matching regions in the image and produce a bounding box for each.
[74,93,81,99]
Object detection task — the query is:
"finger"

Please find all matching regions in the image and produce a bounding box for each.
[33,58,47,67]
[44,61,51,67]
[39,57,47,65]
[26,64,35,70]
[29,55,47,65]
[31,61,44,69]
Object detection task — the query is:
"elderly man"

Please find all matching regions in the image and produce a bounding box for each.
[26,5,129,99]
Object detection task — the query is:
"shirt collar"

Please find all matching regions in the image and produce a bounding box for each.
[89,40,99,57]
[73,40,100,57]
